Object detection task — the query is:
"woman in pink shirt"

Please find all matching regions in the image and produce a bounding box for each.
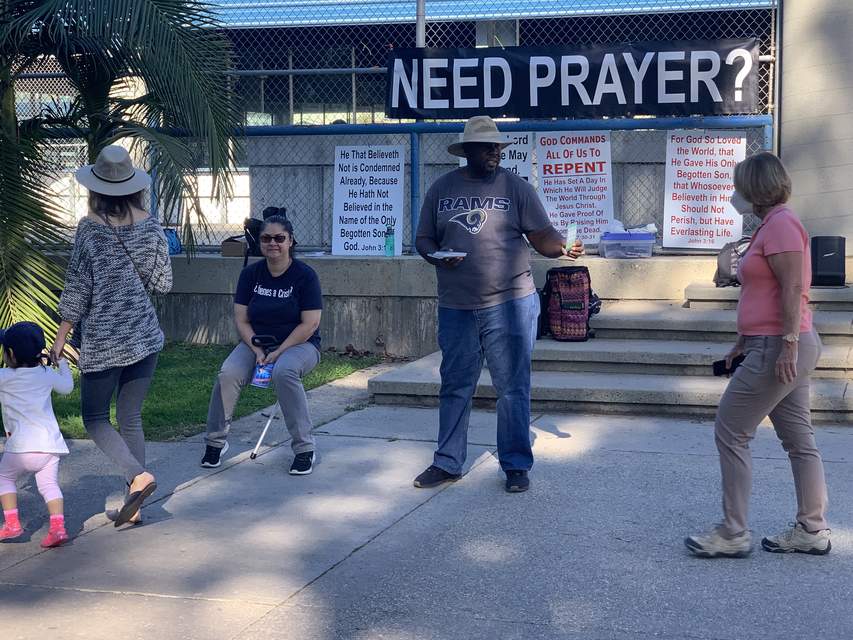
[686,152,830,558]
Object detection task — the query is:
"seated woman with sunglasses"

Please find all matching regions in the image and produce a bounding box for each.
[201,215,323,475]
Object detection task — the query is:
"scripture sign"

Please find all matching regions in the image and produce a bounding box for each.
[536,131,614,243]
[332,145,405,255]
[459,131,534,183]
[663,130,746,248]
[387,39,758,120]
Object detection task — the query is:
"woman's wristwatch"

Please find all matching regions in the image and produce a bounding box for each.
[782,333,800,344]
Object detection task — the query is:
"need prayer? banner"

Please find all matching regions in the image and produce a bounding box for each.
[386,39,758,120]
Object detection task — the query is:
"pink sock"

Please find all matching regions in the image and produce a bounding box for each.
[4,509,20,529]
[49,514,65,531]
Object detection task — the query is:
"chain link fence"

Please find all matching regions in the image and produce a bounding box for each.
[418,127,769,239]
[11,1,776,249]
[237,124,767,253]
[224,5,775,126]
[243,132,412,249]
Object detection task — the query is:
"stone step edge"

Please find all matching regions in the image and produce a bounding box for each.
[532,339,851,369]
[372,395,850,423]
[369,367,851,412]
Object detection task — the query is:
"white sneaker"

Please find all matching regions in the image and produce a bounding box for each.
[685,526,752,558]
[761,523,831,555]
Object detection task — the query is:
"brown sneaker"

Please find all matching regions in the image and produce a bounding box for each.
[761,523,831,555]
[685,526,752,558]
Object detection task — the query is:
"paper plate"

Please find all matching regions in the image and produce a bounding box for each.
[428,251,467,259]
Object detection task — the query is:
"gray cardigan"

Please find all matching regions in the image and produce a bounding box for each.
[58,216,173,373]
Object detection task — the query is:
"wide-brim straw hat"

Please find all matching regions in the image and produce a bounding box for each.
[448,115,512,158]
[75,145,151,196]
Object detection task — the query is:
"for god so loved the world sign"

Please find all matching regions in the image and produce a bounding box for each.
[662,130,746,249]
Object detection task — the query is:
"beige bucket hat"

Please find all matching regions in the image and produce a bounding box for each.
[447,115,512,158]
[75,145,151,196]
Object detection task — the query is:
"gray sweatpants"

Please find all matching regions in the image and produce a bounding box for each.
[205,342,320,454]
[715,329,828,537]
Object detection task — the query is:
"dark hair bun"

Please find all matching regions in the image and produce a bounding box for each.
[262,206,287,220]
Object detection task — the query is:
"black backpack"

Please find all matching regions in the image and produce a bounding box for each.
[227,206,288,266]
[537,266,601,341]
[714,236,751,287]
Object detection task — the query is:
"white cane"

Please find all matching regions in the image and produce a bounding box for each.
[250,403,281,460]
[249,334,283,460]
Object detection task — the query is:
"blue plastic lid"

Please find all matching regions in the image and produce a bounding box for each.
[599,232,656,241]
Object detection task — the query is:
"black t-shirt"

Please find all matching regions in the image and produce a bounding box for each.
[234,259,323,350]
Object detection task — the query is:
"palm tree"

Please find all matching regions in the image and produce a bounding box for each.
[0,0,242,329]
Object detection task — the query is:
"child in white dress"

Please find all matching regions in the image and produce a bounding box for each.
[0,322,74,547]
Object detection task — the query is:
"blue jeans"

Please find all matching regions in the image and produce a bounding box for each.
[434,292,540,474]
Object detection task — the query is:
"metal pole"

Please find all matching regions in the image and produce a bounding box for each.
[259,75,265,116]
[416,0,426,47]
[763,124,774,151]
[241,115,774,137]
[288,51,295,124]
[351,47,357,124]
[773,2,783,155]
[229,68,388,77]
[410,131,421,248]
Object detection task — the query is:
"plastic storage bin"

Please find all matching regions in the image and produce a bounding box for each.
[598,232,655,258]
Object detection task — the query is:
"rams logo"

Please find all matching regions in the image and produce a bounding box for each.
[449,209,488,234]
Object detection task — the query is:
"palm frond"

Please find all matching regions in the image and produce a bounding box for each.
[0,131,69,331]
[1,0,242,283]
[2,0,242,201]
[115,122,211,252]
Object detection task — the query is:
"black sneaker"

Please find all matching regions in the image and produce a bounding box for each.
[290,451,315,475]
[505,470,530,493]
[413,465,461,488]
[200,442,229,468]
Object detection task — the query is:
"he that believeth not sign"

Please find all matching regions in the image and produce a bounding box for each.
[332,145,405,256]
[663,130,746,249]
[535,131,615,244]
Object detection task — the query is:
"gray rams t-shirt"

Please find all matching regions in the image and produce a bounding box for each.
[417,167,552,310]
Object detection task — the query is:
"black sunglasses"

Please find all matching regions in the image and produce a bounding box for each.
[260,234,289,244]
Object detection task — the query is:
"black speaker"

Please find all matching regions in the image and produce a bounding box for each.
[811,236,846,287]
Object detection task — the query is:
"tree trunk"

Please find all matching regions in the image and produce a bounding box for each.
[0,60,16,141]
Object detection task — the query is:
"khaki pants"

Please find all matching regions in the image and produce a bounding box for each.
[715,329,828,536]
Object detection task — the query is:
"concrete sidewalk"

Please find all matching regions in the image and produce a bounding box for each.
[2,386,853,638]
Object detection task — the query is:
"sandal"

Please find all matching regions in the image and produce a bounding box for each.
[115,480,157,527]
[106,509,143,526]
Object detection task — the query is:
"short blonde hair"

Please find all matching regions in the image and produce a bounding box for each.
[733,152,792,207]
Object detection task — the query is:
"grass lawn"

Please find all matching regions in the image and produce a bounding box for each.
[46,344,381,441]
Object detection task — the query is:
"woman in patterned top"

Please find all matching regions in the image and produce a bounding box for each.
[52,146,173,528]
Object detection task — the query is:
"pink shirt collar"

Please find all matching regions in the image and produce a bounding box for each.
[755,203,788,230]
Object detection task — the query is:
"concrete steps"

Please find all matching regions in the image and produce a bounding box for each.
[369,301,853,423]
[592,301,853,345]
[533,338,851,378]
[369,352,853,422]
[685,283,853,310]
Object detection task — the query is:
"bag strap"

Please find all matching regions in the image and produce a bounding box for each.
[101,213,155,291]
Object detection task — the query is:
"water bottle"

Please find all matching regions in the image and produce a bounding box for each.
[384,225,395,257]
[250,363,274,389]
